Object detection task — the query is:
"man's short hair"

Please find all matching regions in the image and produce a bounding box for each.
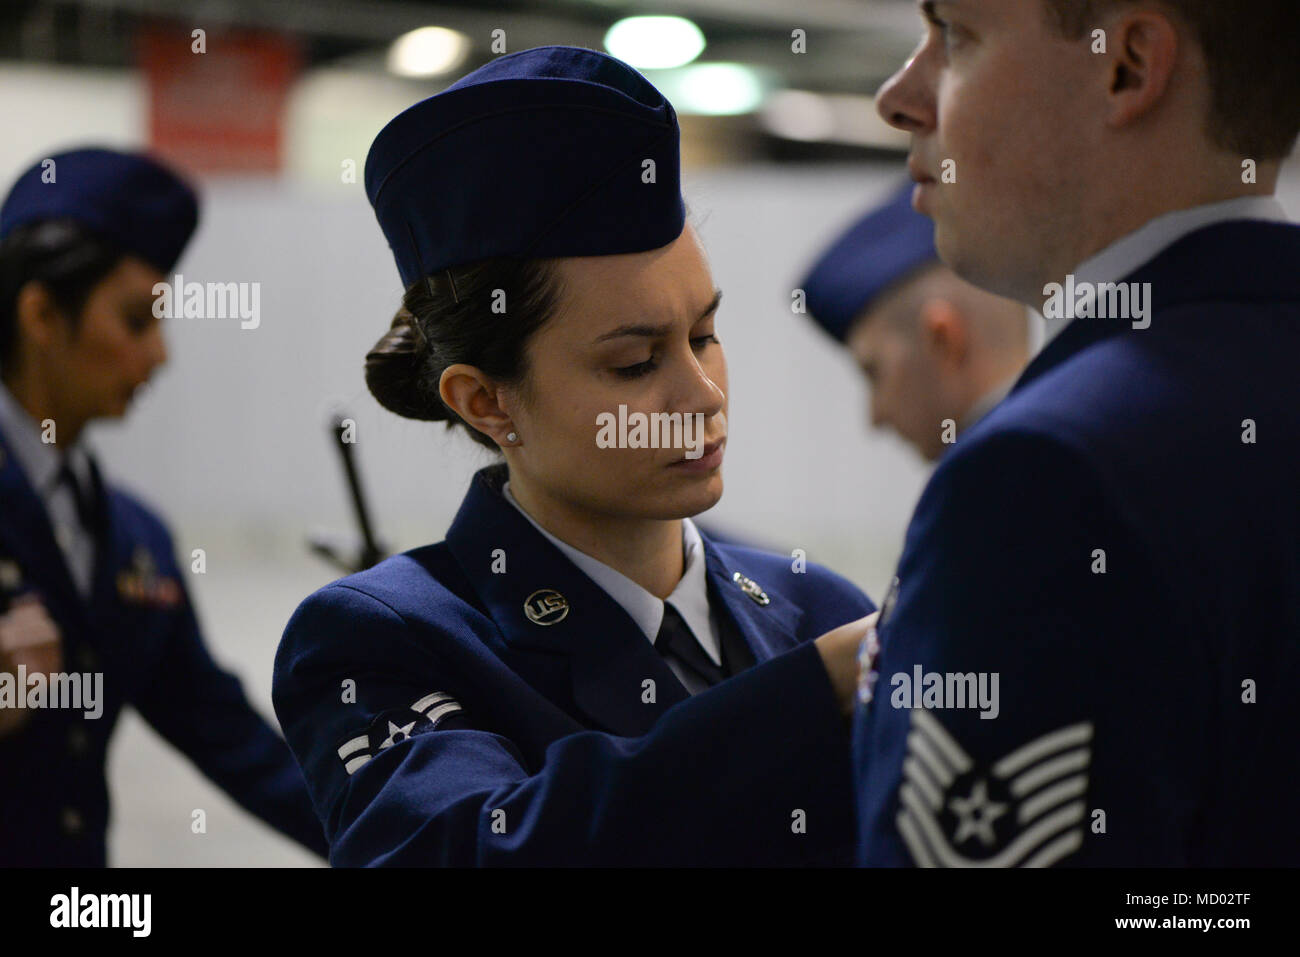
[1042,0,1300,160]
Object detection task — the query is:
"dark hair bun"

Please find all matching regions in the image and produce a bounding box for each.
[364,306,448,421]
[364,259,560,449]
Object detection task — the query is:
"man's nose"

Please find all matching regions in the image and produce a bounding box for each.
[875,43,937,135]
[147,327,168,370]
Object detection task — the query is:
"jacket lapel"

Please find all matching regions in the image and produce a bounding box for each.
[86,458,126,617]
[0,427,86,622]
[445,466,689,736]
[700,536,805,662]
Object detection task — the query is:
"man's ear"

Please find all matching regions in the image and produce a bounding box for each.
[14,280,65,350]
[1104,11,1179,129]
[438,363,514,442]
[918,298,968,368]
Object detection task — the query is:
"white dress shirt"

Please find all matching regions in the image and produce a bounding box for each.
[1040,196,1292,350]
[502,480,723,694]
[0,381,97,597]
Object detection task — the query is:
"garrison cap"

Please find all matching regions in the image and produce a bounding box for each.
[0,147,199,273]
[799,181,938,341]
[365,45,686,288]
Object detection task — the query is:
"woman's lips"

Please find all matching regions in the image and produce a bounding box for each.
[671,439,725,472]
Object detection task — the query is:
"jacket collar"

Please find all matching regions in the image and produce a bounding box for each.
[1014,219,1300,395]
[445,465,688,734]
[444,465,806,735]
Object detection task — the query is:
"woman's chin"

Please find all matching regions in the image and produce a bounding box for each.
[664,473,724,518]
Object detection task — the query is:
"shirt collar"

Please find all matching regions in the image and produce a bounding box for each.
[502,480,721,666]
[0,379,90,495]
[1041,195,1291,350]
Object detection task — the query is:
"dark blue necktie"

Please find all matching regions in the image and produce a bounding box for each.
[56,458,102,533]
[655,603,726,687]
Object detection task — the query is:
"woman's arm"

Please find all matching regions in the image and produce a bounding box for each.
[274,582,864,866]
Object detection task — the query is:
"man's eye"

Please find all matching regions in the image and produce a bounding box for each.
[937,20,967,52]
[690,334,719,348]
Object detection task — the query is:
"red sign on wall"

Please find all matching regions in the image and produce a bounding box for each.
[140,24,300,174]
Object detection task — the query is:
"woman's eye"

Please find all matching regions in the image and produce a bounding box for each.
[613,336,718,377]
[614,358,656,379]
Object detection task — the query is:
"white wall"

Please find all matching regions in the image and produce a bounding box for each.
[85,166,929,583]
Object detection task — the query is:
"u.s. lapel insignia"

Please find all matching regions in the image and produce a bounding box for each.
[896,709,1093,867]
[0,559,22,592]
[523,588,570,625]
[116,546,182,608]
[731,571,770,606]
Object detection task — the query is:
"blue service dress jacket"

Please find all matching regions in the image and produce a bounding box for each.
[273,464,875,866]
[0,429,328,866]
[853,219,1300,866]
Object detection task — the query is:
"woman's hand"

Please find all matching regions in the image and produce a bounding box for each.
[813,612,878,717]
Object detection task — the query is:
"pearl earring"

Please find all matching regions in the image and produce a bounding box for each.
[506,431,518,444]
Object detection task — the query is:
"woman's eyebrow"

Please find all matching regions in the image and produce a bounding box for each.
[592,290,723,343]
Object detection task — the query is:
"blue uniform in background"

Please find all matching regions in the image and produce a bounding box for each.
[274,465,874,866]
[854,213,1300,866]
[0,426,328,865]
[0,146,327,866]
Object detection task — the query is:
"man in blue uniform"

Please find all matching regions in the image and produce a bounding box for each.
[0,147,327,865]
[854,0,1299,865]
[798,182,1030,461]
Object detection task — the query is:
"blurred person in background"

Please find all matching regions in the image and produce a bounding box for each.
[854,0,1300,866]
[799,182,1030,462]
[0,146,327,866]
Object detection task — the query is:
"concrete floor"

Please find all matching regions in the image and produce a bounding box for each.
[106,551,335,867]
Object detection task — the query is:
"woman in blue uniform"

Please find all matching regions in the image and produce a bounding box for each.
[273,46,876,866]
[0,147,327,865]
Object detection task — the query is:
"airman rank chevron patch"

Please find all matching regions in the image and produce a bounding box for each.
[897,709,1093,867]
[336,691,464,776]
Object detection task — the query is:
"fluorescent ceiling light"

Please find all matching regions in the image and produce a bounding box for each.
[387,26,470,78]
[605,16,706,70]
[647,63,768,116]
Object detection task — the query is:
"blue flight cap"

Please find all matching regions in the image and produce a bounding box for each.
[0,147,198,273]
[799,181,938,341]
[365,45,686,289]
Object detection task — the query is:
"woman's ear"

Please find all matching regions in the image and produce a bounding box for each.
[439,363,514,442]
